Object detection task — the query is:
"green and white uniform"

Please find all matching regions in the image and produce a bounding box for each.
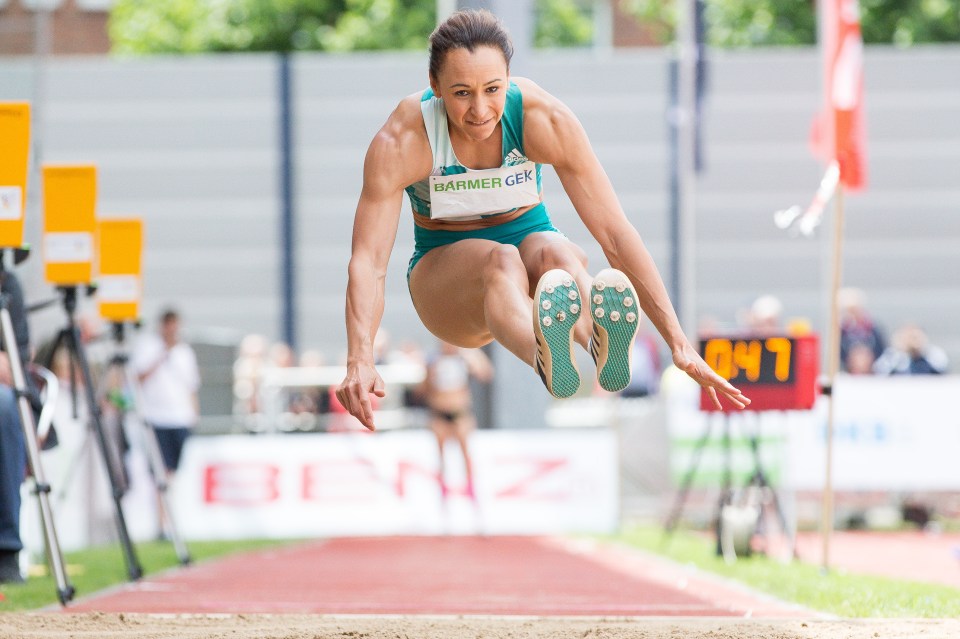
[405,81,561,279]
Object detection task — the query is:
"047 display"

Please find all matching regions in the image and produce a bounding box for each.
[698,335,820,412]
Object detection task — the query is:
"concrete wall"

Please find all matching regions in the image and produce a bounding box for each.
[1,46,958,377]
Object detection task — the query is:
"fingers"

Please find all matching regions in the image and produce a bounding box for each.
[335,382,378,431]
[356,393,377,431]
[707,386,722,411]
[714,384,750,410]
[721,389,748,410]
[685,362,752,410]
[731,389,751,408]
[717,378,750,409]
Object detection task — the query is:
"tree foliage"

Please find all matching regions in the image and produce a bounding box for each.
[535,0,594,48]
[620,0,960,47]
[108,0,959,55]
[109,0,593,55]
[109,0,433,54]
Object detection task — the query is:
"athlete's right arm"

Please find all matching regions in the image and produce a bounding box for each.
[336,97,430,431]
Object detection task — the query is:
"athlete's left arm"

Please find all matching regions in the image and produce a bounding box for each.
[520,79,748,410]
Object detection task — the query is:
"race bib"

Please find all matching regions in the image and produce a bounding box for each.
[429,161,539,220]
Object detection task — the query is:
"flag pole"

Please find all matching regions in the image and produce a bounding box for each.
[821,183,844,572]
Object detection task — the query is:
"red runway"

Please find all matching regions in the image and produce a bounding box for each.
[65,536,809,617]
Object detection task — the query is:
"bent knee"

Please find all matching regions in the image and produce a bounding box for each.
[483,244,527,284]
[537,241,588,272]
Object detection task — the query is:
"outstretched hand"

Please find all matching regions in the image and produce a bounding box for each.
[335,361,386,431]
[672,342,751,410]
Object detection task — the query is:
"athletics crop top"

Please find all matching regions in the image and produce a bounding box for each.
[404,82,544,225]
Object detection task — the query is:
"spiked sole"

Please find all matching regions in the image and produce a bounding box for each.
[533,269,582,399]
[589,268,640,393]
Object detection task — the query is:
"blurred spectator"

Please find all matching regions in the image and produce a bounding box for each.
[233,333,268,417]
[424,341,493,504]
[268,341,295,368]
[873,324,948,375]
[373,329,391,365]
[265,340,300,425]
[839,287,886,373]
[393,340,428,409]
[132,308,200,538]
[742,294,812,338]
[34,309,108,388]
[621,325,661,399]
[298,349,326,368]
[746,295,784,334]
[291,349,328,416]
[845,343,878,375]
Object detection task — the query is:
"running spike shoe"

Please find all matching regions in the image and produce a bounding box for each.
[589,268,641,393]
[533,269,582,399]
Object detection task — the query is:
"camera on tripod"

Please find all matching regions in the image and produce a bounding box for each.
[664,332,821,563]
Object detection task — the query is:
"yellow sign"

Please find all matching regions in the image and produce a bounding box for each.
[43,165,97,286]
[0,103,31,248]
[97,218,143,322]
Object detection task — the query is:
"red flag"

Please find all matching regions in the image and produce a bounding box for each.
[811,0,867,190]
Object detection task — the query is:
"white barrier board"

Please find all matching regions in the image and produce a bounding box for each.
[173,428,618,539]
[787,376,960,490]
[665,372,960,492]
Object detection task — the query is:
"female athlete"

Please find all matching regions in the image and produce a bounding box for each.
[336,9,749,430]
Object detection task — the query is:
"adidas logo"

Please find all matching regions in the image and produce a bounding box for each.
[590,323,602,365]
[534,335,549,386]
[504,148,528,166]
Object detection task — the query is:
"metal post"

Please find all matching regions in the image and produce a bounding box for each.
[593,0,614,55]
[457,0,533,75]
[278,54,297,351]
[821,186,844,570]
[437,0,457,21]
[667,60,680,321]
[676,0,699,336]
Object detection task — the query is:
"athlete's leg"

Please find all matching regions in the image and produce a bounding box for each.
[517,233,593,349]
[409,239,536,367]
[430,419,450,498]
[452,415,476,499]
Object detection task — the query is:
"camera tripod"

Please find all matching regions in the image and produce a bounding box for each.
[663,410,796,560]
[100,320,190,565]
[0,249,74,604]
[40,284,143,582]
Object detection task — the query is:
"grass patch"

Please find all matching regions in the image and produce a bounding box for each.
[616,525,960,618]
[0,538,291,611]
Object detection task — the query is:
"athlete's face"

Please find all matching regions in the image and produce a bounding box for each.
[431,45,509,142]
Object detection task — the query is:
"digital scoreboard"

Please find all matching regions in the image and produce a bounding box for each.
[698,334,820,412]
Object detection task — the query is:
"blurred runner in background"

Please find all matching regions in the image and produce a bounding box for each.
[423,341,493,505]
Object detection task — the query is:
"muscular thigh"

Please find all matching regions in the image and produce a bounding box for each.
[409,239,509,348]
